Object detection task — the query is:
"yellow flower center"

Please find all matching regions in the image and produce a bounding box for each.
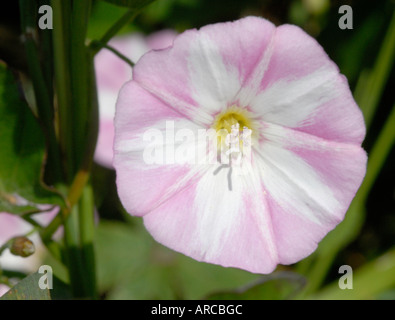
[213,106,253,134]
[212,106,254,152]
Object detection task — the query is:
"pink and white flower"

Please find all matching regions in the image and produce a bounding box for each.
[94,30,177,168]
[113,17,367,273]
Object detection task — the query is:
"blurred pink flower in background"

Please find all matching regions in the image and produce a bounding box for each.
[0,209,58,296]
[94,30,177,168]
[113,17,367,273]
[0,283,9,297]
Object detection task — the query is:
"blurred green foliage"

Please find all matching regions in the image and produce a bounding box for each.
[0,0,394,300]
[0,64,63,214]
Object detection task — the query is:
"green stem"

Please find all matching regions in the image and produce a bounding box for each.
[355,10,395,130]
[82,53,99,173]
[62,187,97,299]
[91,41,135,68]
[312,248,395,300]
[40,169,93,298]
[50,0,97,299]
[358,104,395,201]
[51,0,73,181]
[40,169,90,243]
[63,205,86,298]
[19,0,62,183]
[38,0,54,110]
[90,8,140,55]
[0,242,10,256]
[79,183,97,299]
[70,0,92,171]
[21,215,43,230]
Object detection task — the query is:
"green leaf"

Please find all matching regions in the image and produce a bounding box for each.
[0,272,72,300]
[0,63,63,214]
[99,0,156,10]
[312,248,395,300]
[95,220,259,299]
[206,272,306,300]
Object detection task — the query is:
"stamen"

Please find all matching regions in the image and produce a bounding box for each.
[212,106,254,190]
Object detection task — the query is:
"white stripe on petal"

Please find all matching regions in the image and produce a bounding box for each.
[193,166,244,259]
[254,124,342,225]
[135,82,214,127]
[250,66,340,128]
[188,33,241,114]
[236,32,276,107]
[115,115,215,214]
[192,163,278,264]
[143,160,280,273]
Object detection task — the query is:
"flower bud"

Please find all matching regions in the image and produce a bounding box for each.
[9,237,35,257]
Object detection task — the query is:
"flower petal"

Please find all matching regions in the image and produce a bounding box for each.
[245,24,365,144]
[254,122,367,263]
[132,17,276,125]
[143,163,279,274]
[114,81,207,216]
[146,30,178,50]
[94,32,178,168]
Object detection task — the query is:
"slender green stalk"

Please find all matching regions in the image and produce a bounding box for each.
[358,104,395,200]
[79,183,97,299]
[40,169,91,243]
[62,205,86,298]
[43,171,97,298]
[355,10,395,130]
[312,248,395,300]
[40,212,63,243]
[49,0,97,299]
[39,170,91,263]
[38,0,54,110]
[90,8,140,55]
[0,242,10,256]
[80,53,99,173]
[19,0,62,183]
[70,0,92,170]
[91,41,135,68]
[63,190,98,298]
[51,0,73,181]
[20,215,42,229]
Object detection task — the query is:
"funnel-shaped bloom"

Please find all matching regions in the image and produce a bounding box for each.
[113,17,367,273]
